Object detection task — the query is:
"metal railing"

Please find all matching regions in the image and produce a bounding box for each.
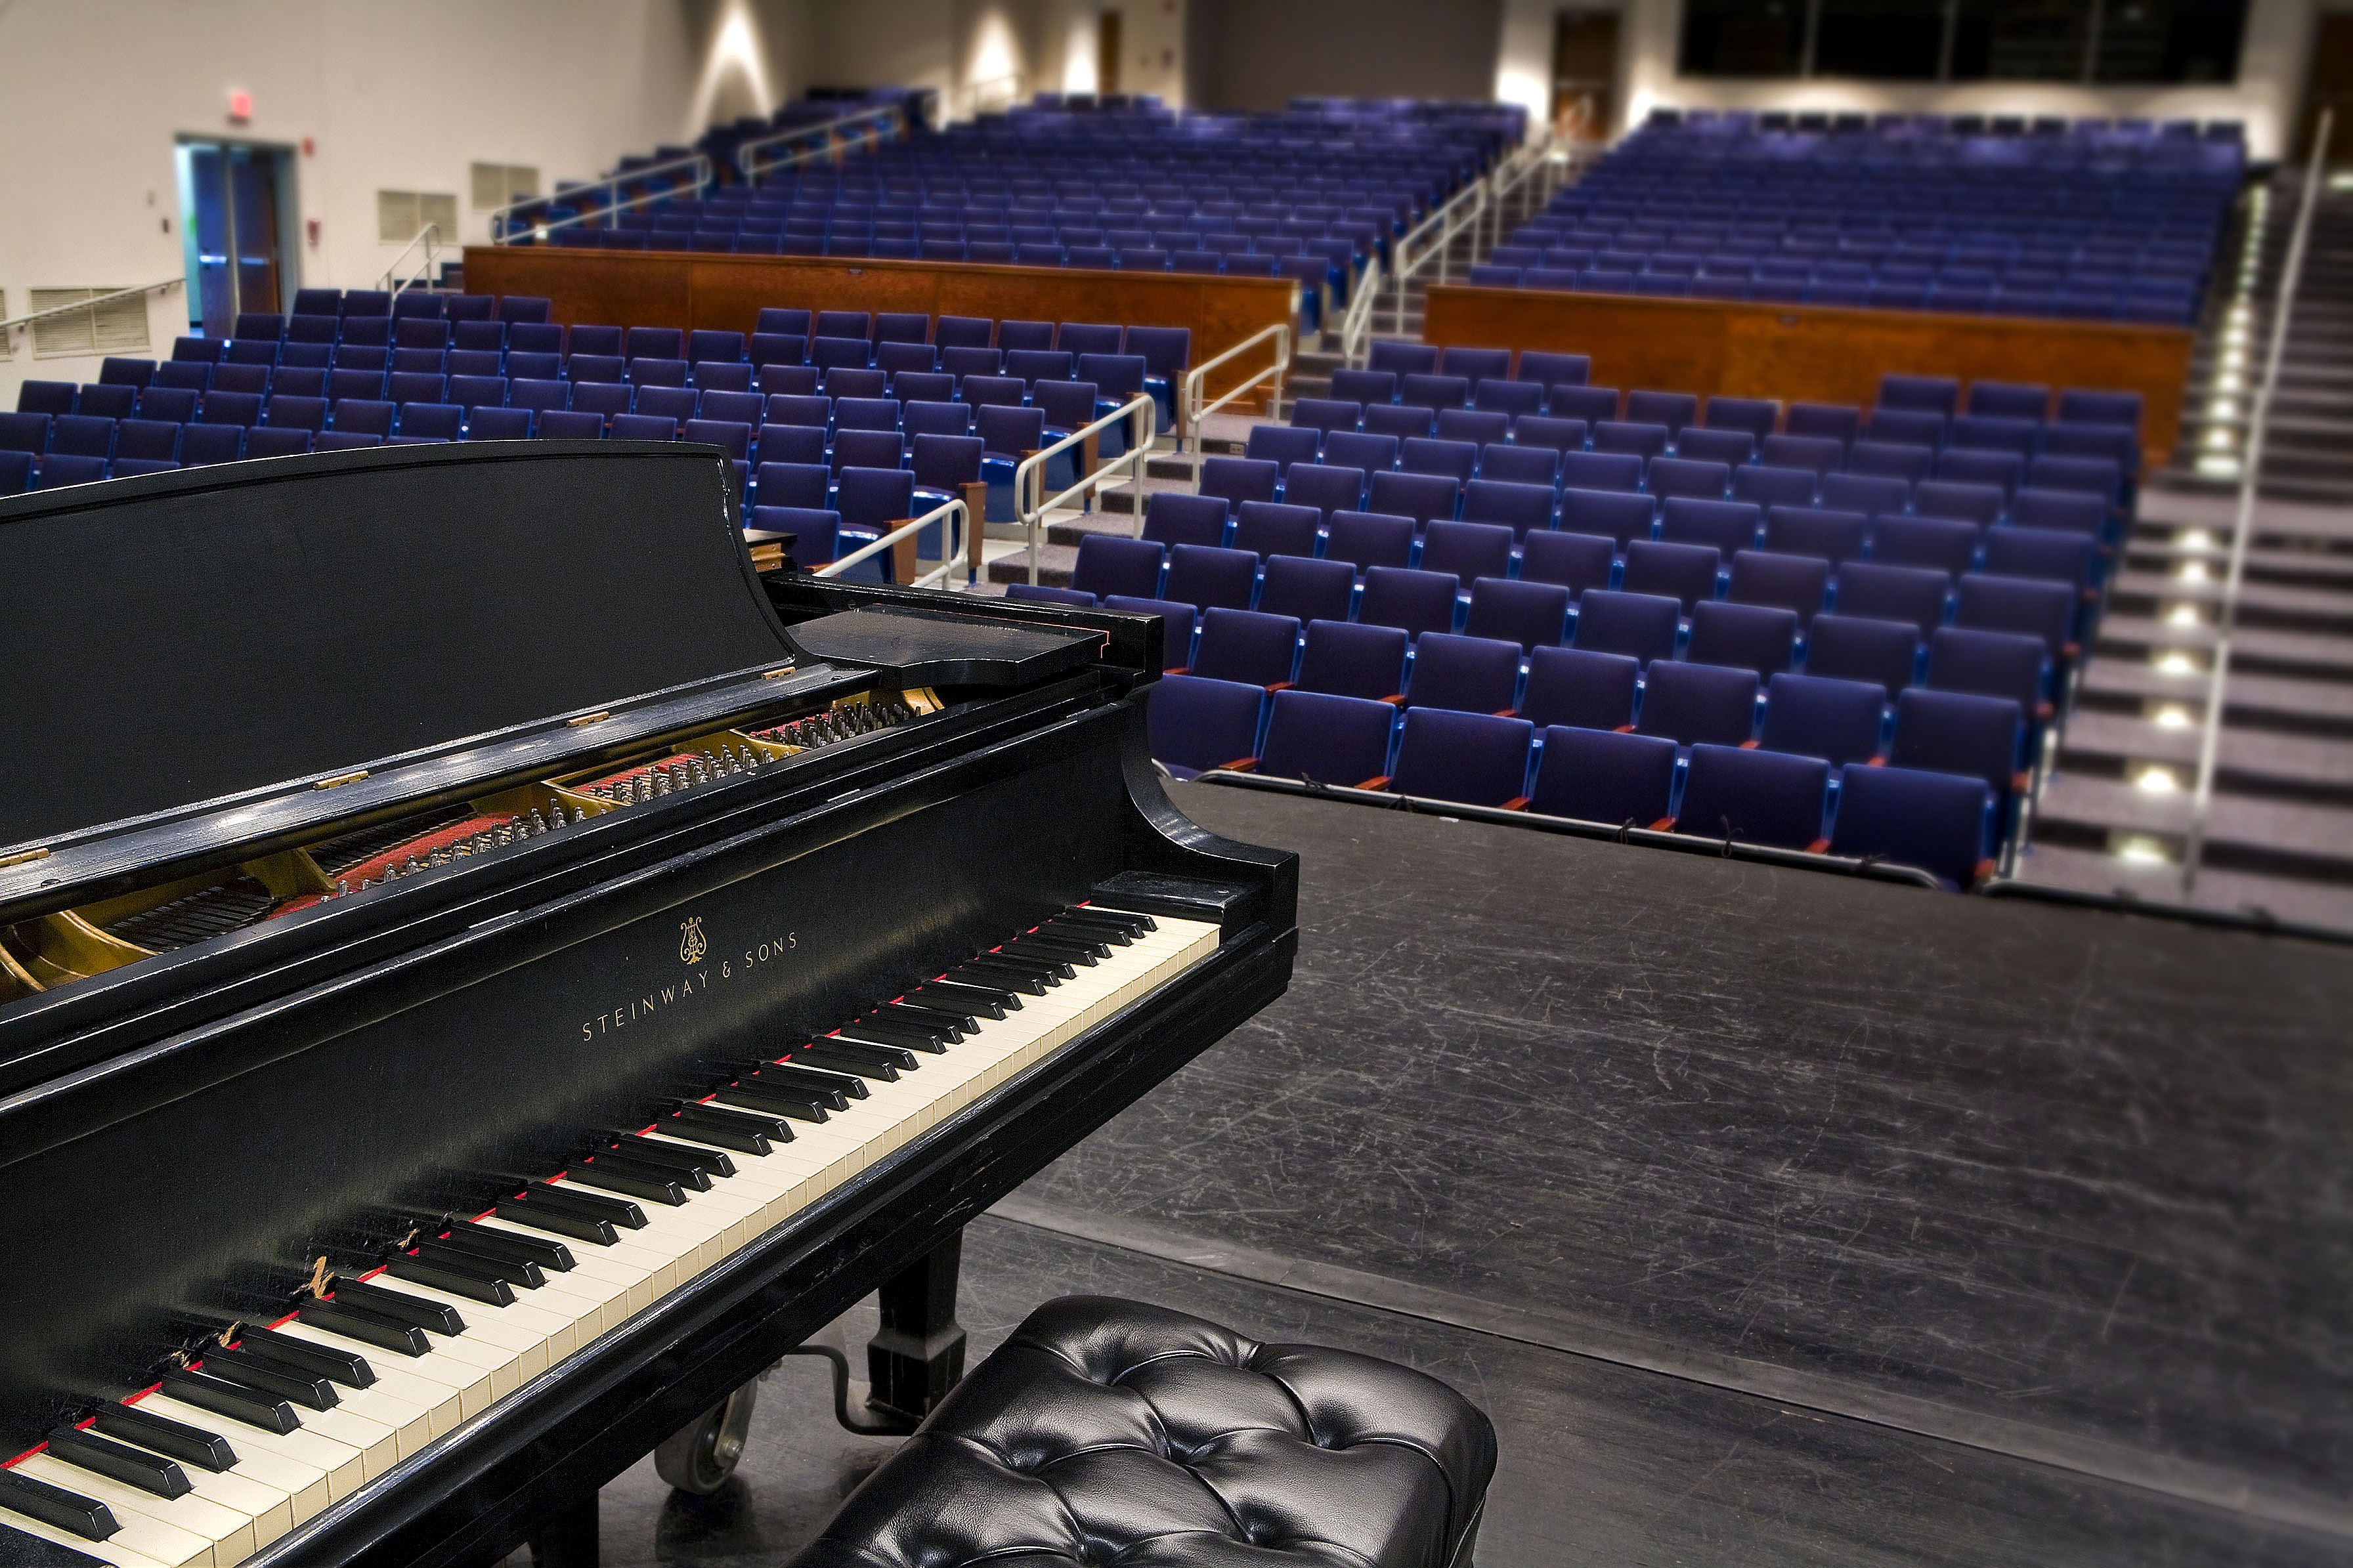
[736,102,911,184]
[1013,394,1159,585]
[1387,178,1488,339]
[1481,131,1559,255]
[490,150,716,244]
[379,224,443,297]
[813,494,971,592]
[1335,251,1387,366]
[0,278,183,347]
[2181,109,2331,899]
[1180,324,1291,448]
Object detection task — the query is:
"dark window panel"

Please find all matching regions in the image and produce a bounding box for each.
[2095,0,2248,83]
[1814,0,1949,78]
[1680,0,1807,76]
[1951,0,2095,81]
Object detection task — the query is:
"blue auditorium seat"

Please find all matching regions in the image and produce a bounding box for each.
[1190,608,1301,689]
[1256,556,1354,625]
[1295,620,1408,702]
[1572,589,1680,666]
[1890,688,2025,799]
[1761,673,1887,768]
[1528,726,1677,826]
[1257,690,1396,788]
[1830,764,1992,887]
[1402,633,1521,714]
[1163,544,1260,614]
[1387,709,1532,809]
[1676,744,1829,849]
[1148,675,1264,779]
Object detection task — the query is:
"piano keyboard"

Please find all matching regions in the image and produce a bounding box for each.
[0,905,1220,1568]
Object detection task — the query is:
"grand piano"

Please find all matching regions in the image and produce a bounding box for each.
[0,441,1298,1568]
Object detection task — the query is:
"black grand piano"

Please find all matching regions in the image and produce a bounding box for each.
[0,442,1298,1568]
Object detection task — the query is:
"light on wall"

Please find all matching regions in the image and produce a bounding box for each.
[970,8,1020,91]
[690,0,775,129]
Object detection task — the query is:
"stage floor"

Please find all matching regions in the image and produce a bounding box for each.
[582,780,2353,1566]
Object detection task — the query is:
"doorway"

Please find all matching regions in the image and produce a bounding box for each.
[175,140,298,337]
[2300,12,2353,165]
[1552,10,1620,143]
[1098,10,1123,96]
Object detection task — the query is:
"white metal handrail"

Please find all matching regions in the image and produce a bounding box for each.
[1482,131,1559,255]
[1387,177,1488,339]
[0,277,181,337]
[956,74,1027,121]
[813,494,970,592]
[1181,323,1291,447]
[490,152,716,244]
[379,224,443,296]
[736,102,911,183]
[1337,252,1387,366]
[1012,393,1159,585]
[2182,112,2331,899]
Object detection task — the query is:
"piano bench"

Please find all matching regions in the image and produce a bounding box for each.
[783,1294,1496,1568]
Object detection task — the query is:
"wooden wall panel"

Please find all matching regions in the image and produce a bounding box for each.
[1422,286,2193,469]
[463,247,1297,415]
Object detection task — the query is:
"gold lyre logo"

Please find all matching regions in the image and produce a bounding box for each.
[679,916,709,965]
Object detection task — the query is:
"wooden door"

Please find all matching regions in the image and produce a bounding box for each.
[1553,11,1620,143]
[1098,10,1123,96]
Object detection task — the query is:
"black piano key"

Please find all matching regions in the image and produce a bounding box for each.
[0,1517,114,1564]
[910,979,1014,1017]
[89,1403,236,1473]
[156,1369,299,1435]
[785,1046,895,1083]
[979,945,1076,979]
[0,1470,114,1542]
[887,1000,980,1036]
[945,958,1048,995]
[1021,923,1113,956]
[1061,904,1154,935]
[582,1148,710,1192]
[414,1238,546,1287]
[1046,912,1133,944]
[383,1255,519,1306]
[715,1082,832,1122]
[42,1427,190,1500]
[232,1325,375,1388]
[440,1220,574,1271]
[521,1180,647,1230]
[802,1037,918,1072]
[741,1064,860,1103]
[835,1015,948,1053]
[564,1162,687,1207]
[299,1300,435,1356]
[326,1279,467,1334]
[665,1102,783,1151]
[200,1347,338,1410]
[606,1134,734,1179]
[1006,933,1102,966]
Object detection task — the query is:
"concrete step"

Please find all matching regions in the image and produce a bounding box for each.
[1044,511,1138,548]
[984,541,1077,588]
[2094,615,2353,678]
[2079,660,2353,732]
[2107,569,2353,626]
[2006,841,2353,929]
[2030,772,2353,873]
[2057,711,2353,797]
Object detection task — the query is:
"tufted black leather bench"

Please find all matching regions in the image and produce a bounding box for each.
[786,1295,1496,1568]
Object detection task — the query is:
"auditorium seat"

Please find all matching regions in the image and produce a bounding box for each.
[1070,534,1165,600]
[1326,431,1401,479]
[1104,597,1202,663]
[1325,510,1416,576]
[1761,673,1886,767]
[1561,452,1645,498]
[1296,620,1409,702]
[1417,520,1512,584]
[1677,744,1830,849]
[2012,487,2109,537]
[1465,578,1572,654]
[1559,486,1654,549]
[1190,608,1301,689]
[1983,526,2097,593]
[1256,556,1354,625]
[1402,436,1476,486]
[1786,403,1861,446]
[1928,625,2050,717]
[1891,688,2025,799]
[1149,675,1264,778]
[1388,708,1532,807]
[1835,561,1949,637]
[1163,543,1259,613]
[1402,632,1521,714]
[1143,493,1230,550]
[1257,689,1395,787]
[1528,726,1677,826]
[1360,566,1460,640]
[1549,386,1620,425]
[1621,540,1719,614]
[1519,530,1617,597]
[1872,515,1979,578]
[1956,574,2077,658]
[1686,601,1800,679]
[1805,613,1920,696]
[1660,497,1759,557]
[1829,763,1993,887]
[1477,446,1559,490]
[1636,661,1758,747]
[1572,589,1681,665]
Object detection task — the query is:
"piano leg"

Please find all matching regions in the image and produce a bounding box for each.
[865,1232,968,1422]
[527,1495,599,1568]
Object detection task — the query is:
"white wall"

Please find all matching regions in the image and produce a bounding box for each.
[0,0,716,405]
[1496,0,2316,158]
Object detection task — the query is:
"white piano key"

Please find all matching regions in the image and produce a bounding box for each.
[11,1454,240,1567]
[129,1396,366,1502]
[0,1509,179,1568]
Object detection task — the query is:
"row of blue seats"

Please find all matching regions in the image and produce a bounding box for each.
[1027,535,2067,711]
[1149,681,1998,889]
[1466,264,2196,322]
[1121,496,2096,646]
[1110,597,2040,778]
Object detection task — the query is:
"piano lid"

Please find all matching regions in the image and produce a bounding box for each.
[0,441,794,851]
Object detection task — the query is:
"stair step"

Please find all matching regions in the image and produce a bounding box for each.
[984,541,1078,588]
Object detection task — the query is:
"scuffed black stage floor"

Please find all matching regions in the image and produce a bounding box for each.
[578,780,2353,1566]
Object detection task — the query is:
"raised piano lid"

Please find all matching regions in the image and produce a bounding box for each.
[0,442,794,855]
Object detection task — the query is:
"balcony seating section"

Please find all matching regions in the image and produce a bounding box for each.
[1474,111,2240,324]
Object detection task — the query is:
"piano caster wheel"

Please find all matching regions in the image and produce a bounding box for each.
[655,1380,758,1495]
